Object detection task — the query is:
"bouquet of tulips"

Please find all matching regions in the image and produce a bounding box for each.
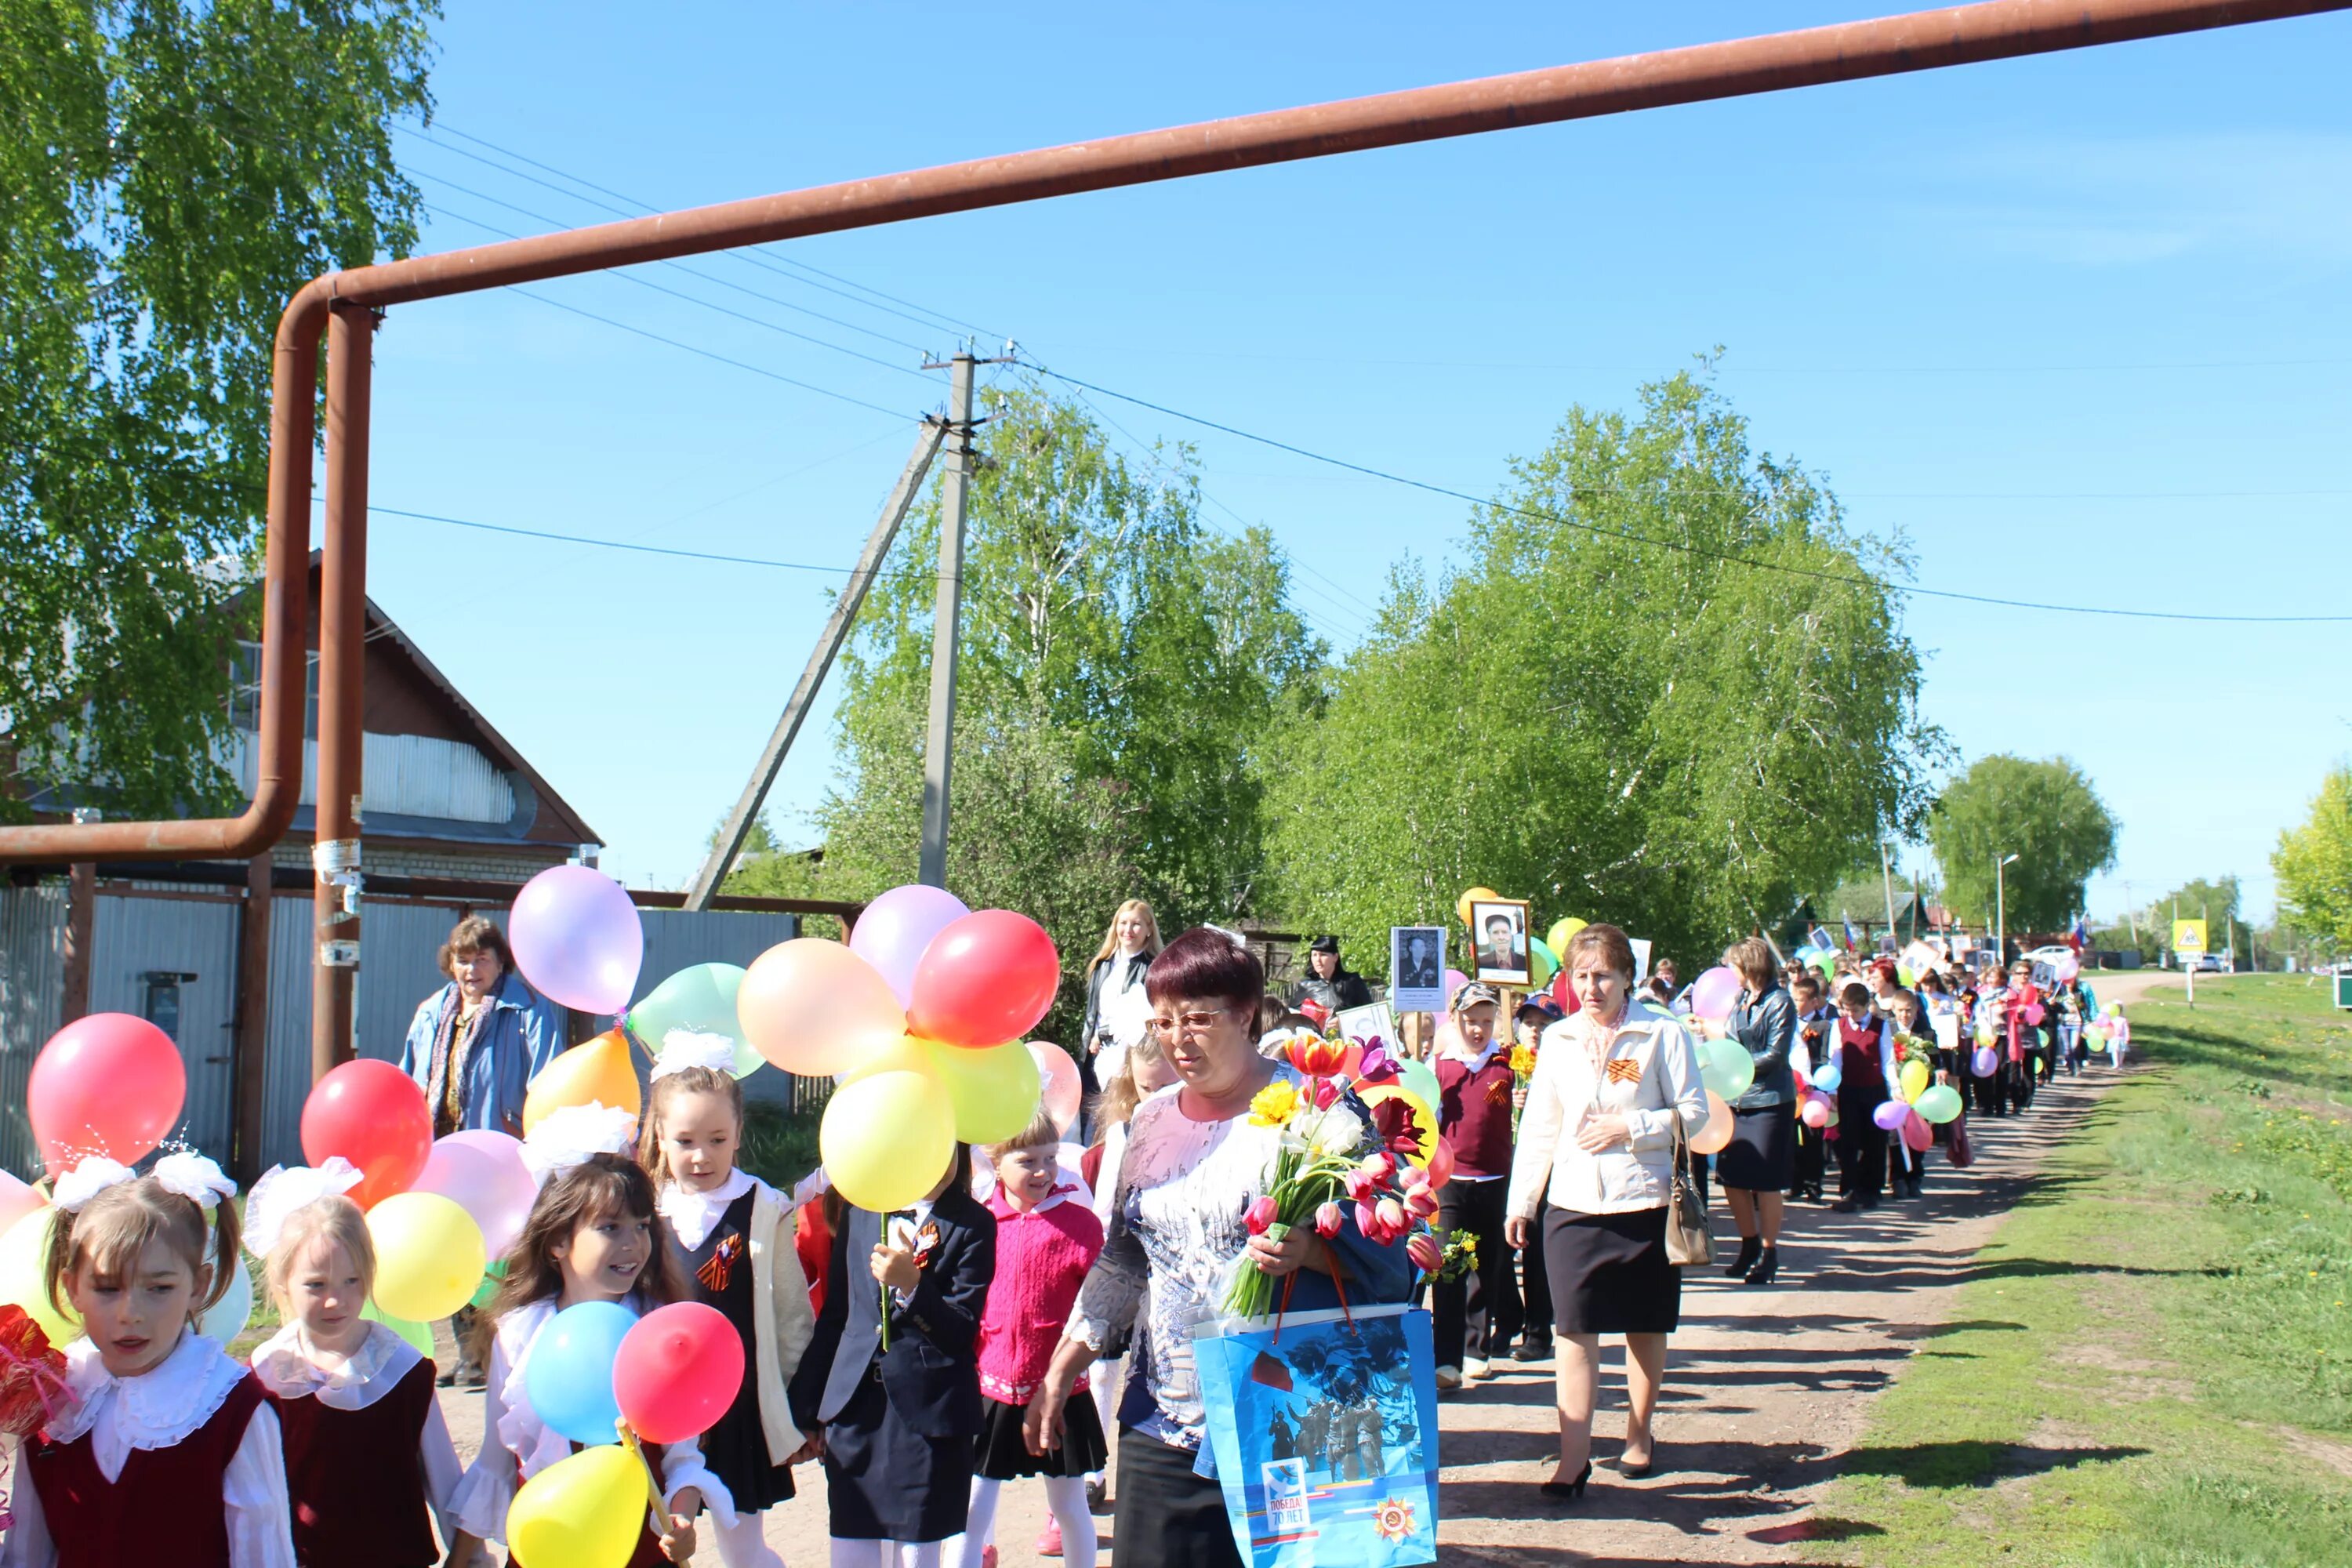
[1228,1030,1443,1319]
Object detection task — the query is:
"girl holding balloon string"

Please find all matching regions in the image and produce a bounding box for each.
[243,1167,462,1568]
[445,1130,720,1568]
[3,1152,298,1568]
[640,1033,818,1568]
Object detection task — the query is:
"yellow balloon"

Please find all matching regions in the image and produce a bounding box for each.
[1547,917,1588,956]
[508,1444,649,1568]
[1359,1084,1438,1166]
[1456,887,1500,927]
[1899,1058,1932,1104]
[917,1037,1040,1145]
[368,1192,487,1323]
[1688,1091,1735,1155]
[0,1207,77,1348]
[821,1066,956,1212]
[524,1029,641,1135]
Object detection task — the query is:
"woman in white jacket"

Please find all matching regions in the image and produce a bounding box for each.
[1505,922,1709,1501]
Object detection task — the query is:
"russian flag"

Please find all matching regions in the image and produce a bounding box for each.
[2067,916,2087,953]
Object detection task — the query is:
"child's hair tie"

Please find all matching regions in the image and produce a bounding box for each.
[152,1151,238,1212]
[523,1102,639,1181]
[52,1156,136,1214]
[650,1029,737,1082]
[242,1157,364,1258]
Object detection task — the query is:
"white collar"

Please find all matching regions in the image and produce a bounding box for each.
[248,1320,422,1410]
[1441,1036,1504,1073]
[658,1168,758,1251]
[48,1329,246,1456]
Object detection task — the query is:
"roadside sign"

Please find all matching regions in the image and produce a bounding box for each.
[2336,972,2352,1012]
[2172,920,2208,956]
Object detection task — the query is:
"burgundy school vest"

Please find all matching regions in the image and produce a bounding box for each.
[1838,1018,1889,1094]
[24,1373,267,1568]
[267,1355,439,1568]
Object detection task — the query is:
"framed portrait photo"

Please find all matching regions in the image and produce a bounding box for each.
[1390,926,1446,1014]
[1469,898,1533,987]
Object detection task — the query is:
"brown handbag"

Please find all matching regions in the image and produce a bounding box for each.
[1664,1108,1715,1268]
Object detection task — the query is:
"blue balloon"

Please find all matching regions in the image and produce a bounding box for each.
[524,1300,636,1446]
[1811,1061,1842,1095]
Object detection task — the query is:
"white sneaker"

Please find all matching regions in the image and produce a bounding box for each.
[1464,1357,1491,1381]
[1436,1365,1462,1390]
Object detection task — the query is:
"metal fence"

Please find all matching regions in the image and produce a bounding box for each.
[0,882,799,1179]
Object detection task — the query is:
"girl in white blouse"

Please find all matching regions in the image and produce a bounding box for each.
[5,1154,297,1568]
[1504,924,1708,1500]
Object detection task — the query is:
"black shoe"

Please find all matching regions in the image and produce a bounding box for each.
[1086,1477,1107,1512]
[1512,1335,1552,1363]
[1744,1245,1779,1286]
[450,1360,486,1390]
[1831,1197,1860,1213]
[1611,1453,1655,1478]
[1726,1236,1762,1278]
[1540,1462,1593,1501]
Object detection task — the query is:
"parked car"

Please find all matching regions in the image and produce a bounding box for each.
[2192,953,2228,973]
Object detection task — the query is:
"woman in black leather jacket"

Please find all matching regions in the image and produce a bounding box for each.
[1715,937,1797,1286]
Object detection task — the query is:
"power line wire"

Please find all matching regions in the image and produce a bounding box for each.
[1025,362,2352,626]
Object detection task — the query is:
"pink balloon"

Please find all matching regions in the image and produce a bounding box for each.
[614,1301,744,1443]
[2054,955,2080,982]
[1972,1047,1999,1077]
[412,1131,539,1256]
[0,1172,43,1235]
[508,865,643,1014]
[1871,1099,1910,1131]
[909,911,1061,1049]
[1900,1108,1933,1152]
[850,885,971,1008]
[1029,1042,1083,1134]
[1798,1094,1831,1129]
[739,940,906,1077]
[1443,969,1470,1008]
[30,1013,186,1178]
[1688,966,1743,1022]
[2021,1002,2045,1026]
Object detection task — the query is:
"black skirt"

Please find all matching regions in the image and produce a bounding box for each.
[818,1369,974,1543]
[1110,1427,1243,1568]
[975,1389,1109,1480]
[1716,1104,1796,1190]
[1543,1207,1680,1336]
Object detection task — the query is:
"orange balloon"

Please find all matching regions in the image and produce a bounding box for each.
[522,1029,641,1134]
[738,939,906,1077]
[1456,887,1500,927]
[1687,1090,1734,1155]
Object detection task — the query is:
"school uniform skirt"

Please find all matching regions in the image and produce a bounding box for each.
[1113,1428,1244,1568]
[974,1388,1109,1480]
[1716,1103,1795,1190]
[819,1368,973,1543]
[1543,1207,1679,1336]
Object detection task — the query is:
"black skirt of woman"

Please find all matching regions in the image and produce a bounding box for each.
[1544,1207,1680,1336]
[1112,1427,1243,1568]
[1715,1104,1796,1190]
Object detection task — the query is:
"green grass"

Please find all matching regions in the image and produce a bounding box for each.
[1805,975,2352,1568]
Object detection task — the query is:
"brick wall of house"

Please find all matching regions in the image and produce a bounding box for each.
[358,844,572,885]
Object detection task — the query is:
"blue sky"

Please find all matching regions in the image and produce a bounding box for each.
[355,2,2352,924]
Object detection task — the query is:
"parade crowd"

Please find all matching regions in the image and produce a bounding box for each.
[0,903,2133,1568]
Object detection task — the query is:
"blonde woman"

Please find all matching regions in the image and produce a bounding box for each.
[1080,899,1163,1098]
[1505,922,1708,1500]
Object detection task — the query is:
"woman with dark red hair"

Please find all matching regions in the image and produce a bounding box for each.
[1022,928,1413,1564]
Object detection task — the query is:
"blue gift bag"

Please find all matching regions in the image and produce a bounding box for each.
[1192,1304,1440,1567]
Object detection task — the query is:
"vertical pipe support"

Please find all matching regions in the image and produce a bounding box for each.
[312,301,375,1080]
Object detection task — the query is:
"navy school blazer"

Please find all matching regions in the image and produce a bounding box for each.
[787,1187,995,1440]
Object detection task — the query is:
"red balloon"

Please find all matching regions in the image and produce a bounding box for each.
[906,911,1061,1049]
[301,1060,431,1210]
[29,1014,187,1178]
[615,1301,745,1443]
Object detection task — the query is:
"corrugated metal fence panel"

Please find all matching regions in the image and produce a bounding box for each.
[261,893,318,1171]
[88,895,241,1162]
[357,904,518,1066]
[0,885,69,1180]
[637,908,798,1105]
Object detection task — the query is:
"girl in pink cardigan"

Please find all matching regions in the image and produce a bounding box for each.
[950,1109,1105,1568]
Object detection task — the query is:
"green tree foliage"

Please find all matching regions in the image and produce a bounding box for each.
[1929,754,2118,932]
[1263,370,1941,969]
[2,0,437,818]
[793,381,1324,1024]
[2273,766,2352,953]
[2156,874,2242,948]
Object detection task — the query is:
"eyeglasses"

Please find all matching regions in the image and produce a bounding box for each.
[1149,1008,1234,1041]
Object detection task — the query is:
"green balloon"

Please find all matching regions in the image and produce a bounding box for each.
[1529,938,1559,988]
[626,963,754,1076]
[362,1300,435,1359]
[1702,1048,1755,1102]
[1914,1084,1964,1124]
[1398,1058,1443,1112]
[923,1037,1042,1144]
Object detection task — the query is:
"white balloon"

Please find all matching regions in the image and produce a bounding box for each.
[200,1254,253,1342]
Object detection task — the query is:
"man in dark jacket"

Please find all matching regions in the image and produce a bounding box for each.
[1291,935,1373,1012]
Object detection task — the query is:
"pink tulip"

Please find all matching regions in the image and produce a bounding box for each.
[1399,1163,1431,1192]
[1405,1188,1439,1219]
[1359,1152,1396,1184]
[1243,1196,1279,1236]
[1343,1170,1375,1203]
[1375,1197,1408,1236]
[1311,1078,1342,1110]
[1355,1198,1383,1240]
[1407,1232,1442,1272]
[1314,1202,1345,1238]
